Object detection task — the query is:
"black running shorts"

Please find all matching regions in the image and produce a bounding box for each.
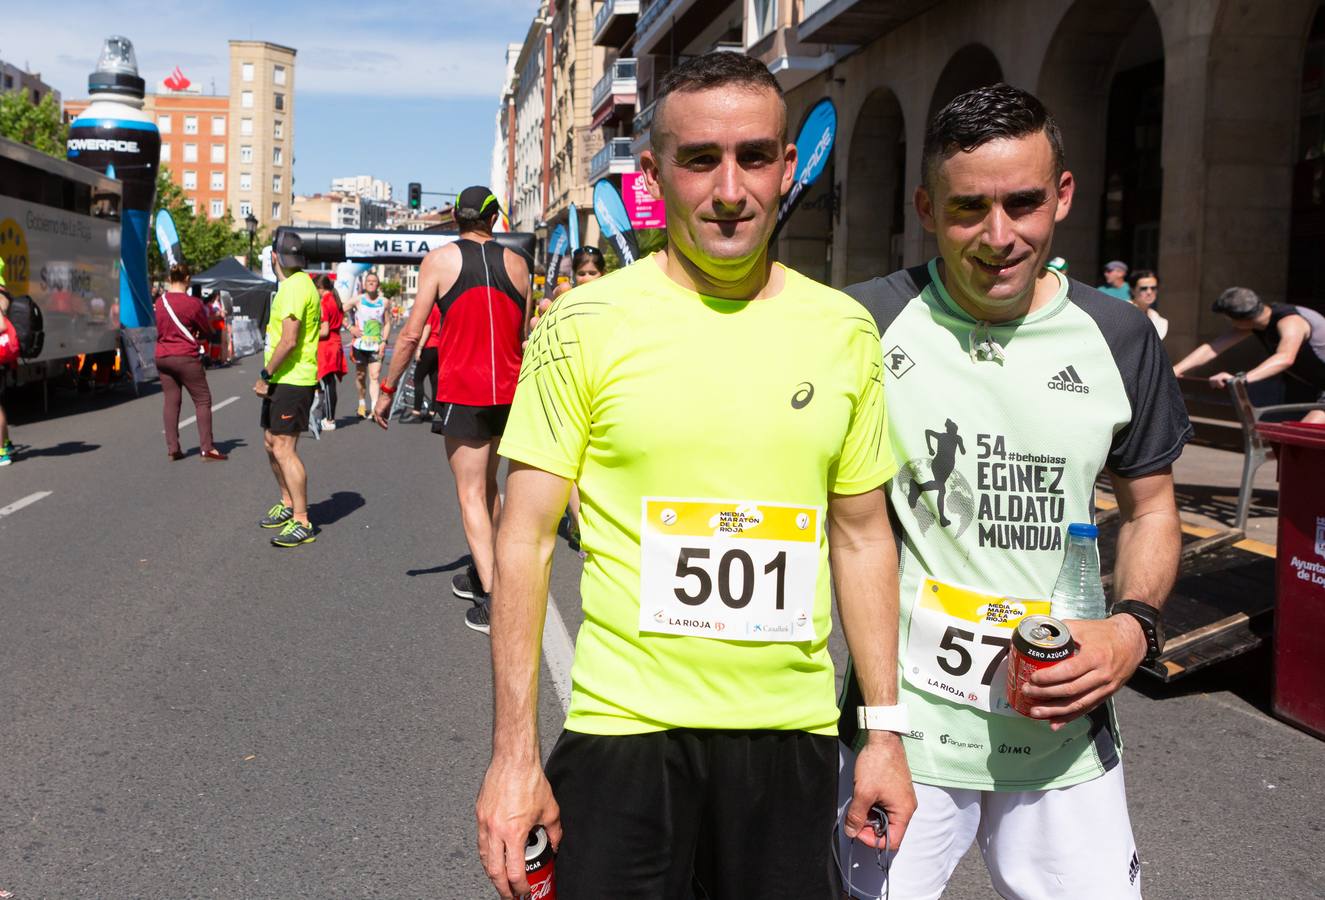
[544,729,837,899]
[260,383,315,435]
[351,347,381,366]
[431,402,511,441]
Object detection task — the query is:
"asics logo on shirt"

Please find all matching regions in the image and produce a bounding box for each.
[791,382,815,409]
[1047,365,1090,394]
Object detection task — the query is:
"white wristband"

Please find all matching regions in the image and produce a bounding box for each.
[857,704,910,733]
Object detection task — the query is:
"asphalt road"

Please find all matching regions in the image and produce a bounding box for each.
[1,359,1323,899]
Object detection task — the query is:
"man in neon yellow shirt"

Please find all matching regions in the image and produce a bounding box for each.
[253,245,321,547]
[476,52,916,899]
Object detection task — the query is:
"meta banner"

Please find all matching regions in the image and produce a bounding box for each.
[274,226,536,267]
[622,172,666,230]
[593,179,640,266]
[343,232,457,260]
[771,97,837,243]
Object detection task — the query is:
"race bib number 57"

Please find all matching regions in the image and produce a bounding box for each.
[904,578,1049,716]
[639,498,819,642]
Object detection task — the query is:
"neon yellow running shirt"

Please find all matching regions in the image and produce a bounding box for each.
[500,256,897,735]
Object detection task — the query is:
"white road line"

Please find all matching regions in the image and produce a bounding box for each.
[176,395,239,430]
[0,491,52,518]
[542,591,576,713]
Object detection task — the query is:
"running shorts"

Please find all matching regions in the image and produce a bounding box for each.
[260,383,316,435]
[431,402,510,441]
[351,347,381,366]
[545,729,837,898]
[835,742,1140,900]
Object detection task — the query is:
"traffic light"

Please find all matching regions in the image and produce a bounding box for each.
[408,182,422,210]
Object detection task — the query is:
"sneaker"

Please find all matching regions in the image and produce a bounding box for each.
[259,503,294,528]
[451,567,481,601]
[2,439,13,455]
[321,419,337,431]
[357,402,368,418]
[464,599,491,635]
[0,447,11,467]
[271,519,316,547]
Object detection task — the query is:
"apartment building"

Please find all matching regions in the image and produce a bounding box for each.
[331,175,392,202]
[546,0,606,245]
[228,41,297,229]
[504,4,552,234]
[0,57,60,106]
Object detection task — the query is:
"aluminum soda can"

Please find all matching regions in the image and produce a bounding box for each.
[1006,615,1076,717]
[524,825,556,900]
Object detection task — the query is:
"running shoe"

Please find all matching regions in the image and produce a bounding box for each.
[321,419,337,431]
[451,567,481,601]
[357,401,368,418]
[0,446,11,467]
[271,519,316,547]
[259,503,294,528]
[2,439,13,455]
[464,599,491,635]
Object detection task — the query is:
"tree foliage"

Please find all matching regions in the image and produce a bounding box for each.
[379,279,402,300]
[0,89,67,157]
[601,227,666,272]
[147,167,266,284]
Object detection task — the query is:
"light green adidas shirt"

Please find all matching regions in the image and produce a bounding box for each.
[842,260,1191,791]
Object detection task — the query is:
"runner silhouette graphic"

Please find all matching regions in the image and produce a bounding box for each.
[908,419,965,527]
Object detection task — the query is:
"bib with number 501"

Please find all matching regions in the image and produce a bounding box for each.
[639,498,820,642]
[904,577,1050,716]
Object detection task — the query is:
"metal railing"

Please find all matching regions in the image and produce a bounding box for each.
[592,58,638,109]
[594,0,641,39]
[636,0,679,40]
[589,137,636,180]
[632,99,657,137]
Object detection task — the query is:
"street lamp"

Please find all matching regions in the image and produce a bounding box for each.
[245,212,258,271]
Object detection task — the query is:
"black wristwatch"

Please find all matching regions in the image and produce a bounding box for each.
[259,368,272,383]
[1109,599,1165,664]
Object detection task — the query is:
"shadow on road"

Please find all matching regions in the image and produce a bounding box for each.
[407,554,472,578]
[1128,627,1276,716]
[1173,482,1279,529]
[308,490,365,526]
[4,380,158,425]
[19,440,102,458]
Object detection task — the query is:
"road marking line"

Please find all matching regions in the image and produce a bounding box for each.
[542,591,576,714]
[0,491,52,518]
[176,395,239,430]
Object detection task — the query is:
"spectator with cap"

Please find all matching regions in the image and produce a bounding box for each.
[1173,286,1325,423]
[1129,269,1168,339]
[1098,260,1131,300]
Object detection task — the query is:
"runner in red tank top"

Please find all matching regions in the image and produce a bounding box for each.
[372,186,532,629]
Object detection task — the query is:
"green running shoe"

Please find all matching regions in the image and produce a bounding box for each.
[271,519,316,547]
[259,503,294,528]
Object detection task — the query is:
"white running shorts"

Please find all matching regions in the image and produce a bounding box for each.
[835,742,1142,900]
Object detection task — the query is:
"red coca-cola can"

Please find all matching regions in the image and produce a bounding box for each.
[524,826,556,900]
[1006,615,1076,717]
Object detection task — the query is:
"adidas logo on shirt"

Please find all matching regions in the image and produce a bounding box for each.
[1048,365,1090,394]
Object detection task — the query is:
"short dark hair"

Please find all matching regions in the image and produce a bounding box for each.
[455,211,497,233]
[572,246,606,273]
[922,83,1065,191]
[1129,269,1157,286]
[314,274,334,292]
[1212,286,1264,320]
[167,262,191,284]
[652,52,786,149]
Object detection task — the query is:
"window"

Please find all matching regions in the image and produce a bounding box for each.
[240,117,253,136]
[157,114,172,133]
[272,175,281,193]
[211,171,225,190]
[239,201,252,218]
[211,143,225,163]
[746,0,777,44]
[272,146,283,166]
[209,199,224,218]
[240,172,252,191]
[183,170,197,189]
[240,145,253,163]
[186,198,196,212]
[211,116,225,135]
[183,143,198,163]
[273,65,286,86]
[274,93,285,112]
[159,143,171,162]
[242,62,254,82]
[241,91,253,108]
[271,201,281,220]
[273,120,283,139]
[183,115,198,134]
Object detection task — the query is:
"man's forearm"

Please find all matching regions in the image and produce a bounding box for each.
[832,538,901,710]
[1111,508,1180,609]
[1173,343,1215,374]
[265,339,296,375]
[1246,354,1294,383]
[490,528,556,765]
[383,332,420,388]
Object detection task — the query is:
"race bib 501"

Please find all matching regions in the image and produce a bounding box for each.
[639,498,820,643]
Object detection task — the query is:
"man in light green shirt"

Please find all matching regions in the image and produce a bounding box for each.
[253,249,321,547]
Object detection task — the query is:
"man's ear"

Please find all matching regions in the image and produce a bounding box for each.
[640,147,664,201]
[1053,169,1075,224]
[780,143,798,196]
[915,185,937,234]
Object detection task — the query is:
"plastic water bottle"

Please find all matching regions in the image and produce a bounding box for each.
[1050,523,1107,620]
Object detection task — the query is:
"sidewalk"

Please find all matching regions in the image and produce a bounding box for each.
[1166,442,1280,546]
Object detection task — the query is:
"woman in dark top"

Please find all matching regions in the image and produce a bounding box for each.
[155,263,227,460]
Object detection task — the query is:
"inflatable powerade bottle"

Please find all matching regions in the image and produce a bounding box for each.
[66,36,161,328]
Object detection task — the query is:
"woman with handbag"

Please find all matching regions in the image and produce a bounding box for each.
[155,263,227,461]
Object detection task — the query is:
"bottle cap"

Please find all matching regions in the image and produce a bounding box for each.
[1067,522,1098,538]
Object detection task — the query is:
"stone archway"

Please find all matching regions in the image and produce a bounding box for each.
[1038,0,1164,288]
[845,88,906,286]
[929,44,1003,122]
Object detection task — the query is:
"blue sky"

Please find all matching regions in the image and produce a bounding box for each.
[5,0,538,199]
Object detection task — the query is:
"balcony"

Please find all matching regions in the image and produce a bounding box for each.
[798,0,941,46]
[594,0,639,47]
[592,58,638,125]
[636,0,730,56]
[589,137,637,182]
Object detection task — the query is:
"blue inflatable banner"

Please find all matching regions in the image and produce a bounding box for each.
[592,180,640,266]
[772,97,837,242]
[568,203,581,253]
[547,224,570,290]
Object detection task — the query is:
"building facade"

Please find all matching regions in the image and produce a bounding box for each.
[1,58,60,106]
[331,175,392,202]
